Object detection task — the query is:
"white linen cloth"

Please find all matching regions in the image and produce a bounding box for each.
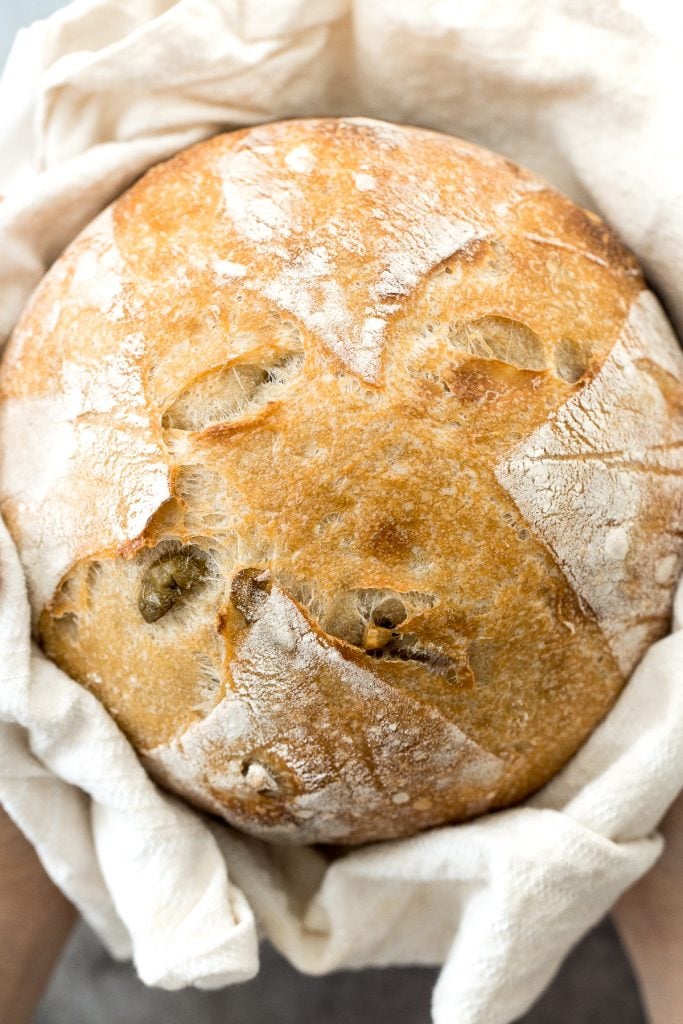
[1,2,682,1021]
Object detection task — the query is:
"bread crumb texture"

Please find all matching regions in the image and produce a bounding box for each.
[1,118,682,844]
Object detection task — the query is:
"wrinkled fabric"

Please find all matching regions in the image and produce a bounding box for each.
[1,3,682,1022]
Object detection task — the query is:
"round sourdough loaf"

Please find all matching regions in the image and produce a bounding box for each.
[1,118,682,845]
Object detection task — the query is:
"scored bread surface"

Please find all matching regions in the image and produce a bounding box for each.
[1,118,682,844]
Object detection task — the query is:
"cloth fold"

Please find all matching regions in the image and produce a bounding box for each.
[1,3,682,1022]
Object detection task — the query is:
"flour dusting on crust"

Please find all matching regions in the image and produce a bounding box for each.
[213,119,504,382]
[0,387,170,611]
[496,291,683,674]
[71,207,127,320]
[145,587,504,843]
[0,218,170,610]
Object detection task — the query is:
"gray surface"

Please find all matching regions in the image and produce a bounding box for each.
[36,917,645,1024]
[2,3,647,1022]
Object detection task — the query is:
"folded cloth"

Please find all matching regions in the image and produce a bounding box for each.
[1,2,682,1022]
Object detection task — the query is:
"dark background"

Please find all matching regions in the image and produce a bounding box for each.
[1,2,646,1021]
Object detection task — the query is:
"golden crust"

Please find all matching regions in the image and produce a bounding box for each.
[1,118,682,844]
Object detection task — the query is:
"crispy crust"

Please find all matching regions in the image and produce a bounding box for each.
[1,118,682,844]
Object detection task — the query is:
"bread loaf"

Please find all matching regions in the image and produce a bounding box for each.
[1,117,682,844]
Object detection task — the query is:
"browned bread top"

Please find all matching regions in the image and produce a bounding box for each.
[1,118,682,844]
